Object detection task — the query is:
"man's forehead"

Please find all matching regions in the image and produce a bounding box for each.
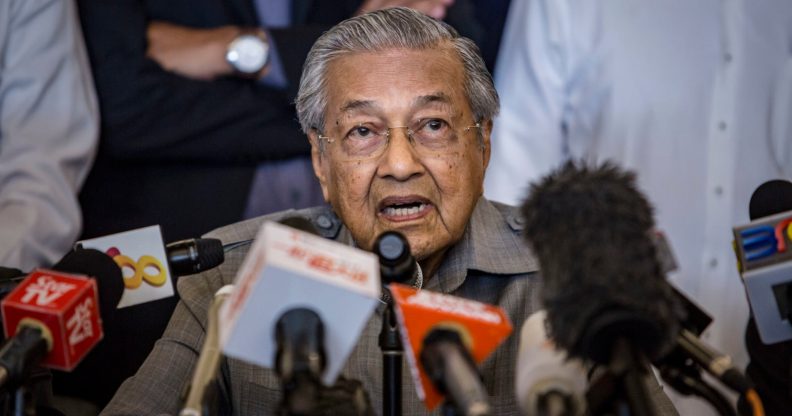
[337,93,454,115]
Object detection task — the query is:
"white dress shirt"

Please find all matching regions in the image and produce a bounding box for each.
[486,0,792,396]
[0,0,99,270]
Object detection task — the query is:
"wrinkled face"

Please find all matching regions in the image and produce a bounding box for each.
[308,46,492,275]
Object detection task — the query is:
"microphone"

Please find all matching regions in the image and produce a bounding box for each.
[53,248,125,322]
[389,284,513,415]
[180,284,233,416]
[0,248,123,392]
[521,161,681,365]
[0,247,125,310]
[748,180,792,220]
[166,238,224,277]
[516,310,586,416]
[219,219,381,385]
[521,162,681,415]
[375,231,417,287]
[373,231,417,416]
[732,179,792,343]
[274,308,326,414]
[645,233,749,394]
[737,180,792,415]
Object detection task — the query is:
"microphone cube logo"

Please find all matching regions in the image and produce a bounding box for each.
[389,284,513,409]
[733,210,792,343]
[67,297,95,347]
[19,275,78,306]
[1,270,103,370]
[734,212,792,269]
[78,225,174,308]
[220,221,381,385]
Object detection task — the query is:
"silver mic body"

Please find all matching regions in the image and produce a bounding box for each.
[516,311,587,416]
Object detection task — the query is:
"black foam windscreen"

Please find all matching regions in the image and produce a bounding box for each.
[748,179,792,220]
[521,161,682,364]
[54,248,124,322]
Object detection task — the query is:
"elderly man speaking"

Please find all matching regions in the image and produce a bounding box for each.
[102,8,675,415]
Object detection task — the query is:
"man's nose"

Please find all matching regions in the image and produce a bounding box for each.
[376,127,425,181]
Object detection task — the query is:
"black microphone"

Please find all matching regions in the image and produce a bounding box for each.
[748,180,792,221]
[521,161,681,365]
[375,231,416,286]
[53,247,124,322]
[166,238,224,277]
[275,308,326,414]
[373,231,415,416]
[420,328,492,416]
[646,234,750,395]
[733,180,792,343]
[740,180,792,415]
[272,215,325,398]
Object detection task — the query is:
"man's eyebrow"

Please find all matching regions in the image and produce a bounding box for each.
[339,100,378,113]
[414,93,453,108]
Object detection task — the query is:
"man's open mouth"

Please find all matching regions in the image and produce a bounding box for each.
[379,196,433,219]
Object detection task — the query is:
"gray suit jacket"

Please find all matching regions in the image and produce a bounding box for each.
[102,198,678,415]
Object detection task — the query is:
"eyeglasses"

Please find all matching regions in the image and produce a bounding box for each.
[317,118,481,161]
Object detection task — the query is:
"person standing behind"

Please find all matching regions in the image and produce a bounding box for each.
[485,0,792,413]
[0,0,98,271]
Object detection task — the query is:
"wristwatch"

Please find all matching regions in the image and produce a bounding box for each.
[226,30,269,76]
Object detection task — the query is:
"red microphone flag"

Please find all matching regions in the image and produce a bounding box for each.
[389,283,513,410]
[1,269,103,371]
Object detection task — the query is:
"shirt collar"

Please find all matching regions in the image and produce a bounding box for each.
[329,197,539,294]
[424,197,539,293]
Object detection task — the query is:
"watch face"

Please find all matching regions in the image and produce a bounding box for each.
[227,35,268,74]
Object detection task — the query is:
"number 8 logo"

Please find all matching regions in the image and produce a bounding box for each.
[106,247,167,289]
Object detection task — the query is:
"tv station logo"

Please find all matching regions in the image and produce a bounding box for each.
[734,211,792,271]
[79,225,174,308]
[1,270,103,370]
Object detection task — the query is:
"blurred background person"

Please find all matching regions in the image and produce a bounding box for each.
[485,0,792,413]
[0,0,98,272]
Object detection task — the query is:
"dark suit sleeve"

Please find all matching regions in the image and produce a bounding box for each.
[77,0,313,163]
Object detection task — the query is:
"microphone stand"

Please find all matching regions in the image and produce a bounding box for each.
[379,293,402,416]
[659,364,735,416]
[586,338,656,416]
[373,231,419,416]
[656,340,737,416]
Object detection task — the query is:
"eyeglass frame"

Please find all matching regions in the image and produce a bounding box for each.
[314,119,484,159]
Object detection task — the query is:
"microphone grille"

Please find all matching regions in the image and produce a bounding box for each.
[373,231,416,285]
[194,238,224,272]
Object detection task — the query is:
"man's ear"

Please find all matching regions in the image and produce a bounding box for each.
[308,131,331,203]
[480,119,493,170]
